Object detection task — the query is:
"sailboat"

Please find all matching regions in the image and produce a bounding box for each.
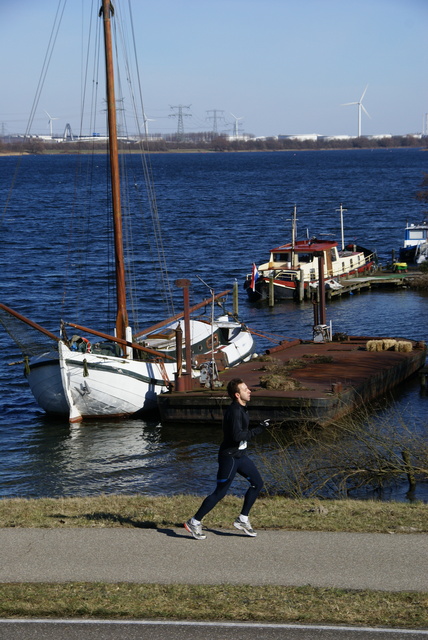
[0,1,253,422]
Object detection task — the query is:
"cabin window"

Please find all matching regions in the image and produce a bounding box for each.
[330,249,337,261]
[350,258,353,267]
[408,230,426,241]
[273,253,289,262]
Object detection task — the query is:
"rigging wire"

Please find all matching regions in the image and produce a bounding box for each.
[1,0,67,228]
[62,2,116,332]
[25,0,68,139]
[123,0,176,317]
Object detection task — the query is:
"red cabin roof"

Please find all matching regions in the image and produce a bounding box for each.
[271,239,338,253]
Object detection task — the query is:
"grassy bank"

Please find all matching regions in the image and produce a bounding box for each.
[0,583,426,628]
[0,494,426,533]
[0,495,426,627]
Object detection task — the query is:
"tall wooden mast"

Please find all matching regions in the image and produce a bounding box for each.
[100,0,129,345]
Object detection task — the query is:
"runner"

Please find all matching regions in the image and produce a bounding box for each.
[184,378,268,539]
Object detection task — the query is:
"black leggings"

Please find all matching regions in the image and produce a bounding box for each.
[194,453,264,521]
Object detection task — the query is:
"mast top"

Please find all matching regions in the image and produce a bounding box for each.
[99,1,114,17]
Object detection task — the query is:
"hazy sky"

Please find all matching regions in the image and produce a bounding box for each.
[1,0,427,138]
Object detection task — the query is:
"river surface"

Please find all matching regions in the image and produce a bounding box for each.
[0,149,427,501]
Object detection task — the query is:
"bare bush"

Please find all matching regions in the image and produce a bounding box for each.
[257,402,428,500]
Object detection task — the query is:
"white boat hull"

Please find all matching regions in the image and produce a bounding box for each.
[28,345,176,419]
[26,317,254,421]
[26,351,70,415]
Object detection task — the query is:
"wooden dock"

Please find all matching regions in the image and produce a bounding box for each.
[326,271,419,299]
[157,336,427,427]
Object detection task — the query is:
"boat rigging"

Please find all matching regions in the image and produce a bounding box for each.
[0,0,254,421]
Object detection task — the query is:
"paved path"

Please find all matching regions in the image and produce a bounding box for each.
[1,527,427,592]
[1,619,428,640]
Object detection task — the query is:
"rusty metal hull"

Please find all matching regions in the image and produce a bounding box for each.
[157,336,427,426]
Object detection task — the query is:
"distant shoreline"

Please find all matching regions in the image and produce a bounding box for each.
[1,146,427,158]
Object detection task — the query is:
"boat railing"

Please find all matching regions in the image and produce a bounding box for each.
[364,251,378,267]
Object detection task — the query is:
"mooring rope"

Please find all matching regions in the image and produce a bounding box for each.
[247,327,295,344]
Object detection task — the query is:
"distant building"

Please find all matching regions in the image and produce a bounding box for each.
[365,134,392,140]
[278,134,319,142]
[318,135,355,142]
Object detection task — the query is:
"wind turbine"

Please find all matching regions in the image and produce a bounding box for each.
[341,85,370,137]
[142,112,155,138]
[44,110,59,139]
[230,113,243,138]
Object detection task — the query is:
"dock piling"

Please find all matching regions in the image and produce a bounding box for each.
[233,279,239,316]
[298,269,305,301]
[269,274,274,307]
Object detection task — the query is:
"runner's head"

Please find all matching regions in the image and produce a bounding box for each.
[227,378,251,405]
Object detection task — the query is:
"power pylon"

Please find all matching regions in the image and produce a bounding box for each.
[169,105,191,141]
[206,109,225,136]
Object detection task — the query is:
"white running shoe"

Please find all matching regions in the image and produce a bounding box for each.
[233,518,257,537]
[184,519,206,540]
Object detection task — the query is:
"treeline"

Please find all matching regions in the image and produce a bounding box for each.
[1,134,427,155]
[213,135,428,152]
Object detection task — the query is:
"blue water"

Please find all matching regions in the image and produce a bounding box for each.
[0,149,427,501]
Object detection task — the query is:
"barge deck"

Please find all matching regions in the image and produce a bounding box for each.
[157,336,427,426]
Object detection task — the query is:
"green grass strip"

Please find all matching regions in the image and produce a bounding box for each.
[0,584,426,628]
[0,495,426,533]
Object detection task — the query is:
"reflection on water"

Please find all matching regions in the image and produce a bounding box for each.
[2,416,222,498]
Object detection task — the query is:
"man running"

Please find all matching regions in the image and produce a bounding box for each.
[184,377,267,539]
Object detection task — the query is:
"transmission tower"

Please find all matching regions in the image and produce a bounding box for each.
[169,105,191,141]
[206,109,225,136]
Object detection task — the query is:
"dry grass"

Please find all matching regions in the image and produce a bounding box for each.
[0,494,426,533]
[0,583,426,627]
[366,339,413,352]
[257,355,327,391]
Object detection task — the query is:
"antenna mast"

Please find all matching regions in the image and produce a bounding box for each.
[336,203,348,251]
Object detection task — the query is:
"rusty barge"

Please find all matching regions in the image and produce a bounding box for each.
[157,335,427,426]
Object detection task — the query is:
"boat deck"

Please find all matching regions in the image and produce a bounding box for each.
[157,336,427,426]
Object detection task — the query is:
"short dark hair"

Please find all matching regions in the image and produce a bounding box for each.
[227,378,244,400]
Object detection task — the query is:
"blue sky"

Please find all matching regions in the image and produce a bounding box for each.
[1,0,427,138]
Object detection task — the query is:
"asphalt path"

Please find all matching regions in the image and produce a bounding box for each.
[0,527,427,591]
[1,527,427,639]
[0,620,427,640]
